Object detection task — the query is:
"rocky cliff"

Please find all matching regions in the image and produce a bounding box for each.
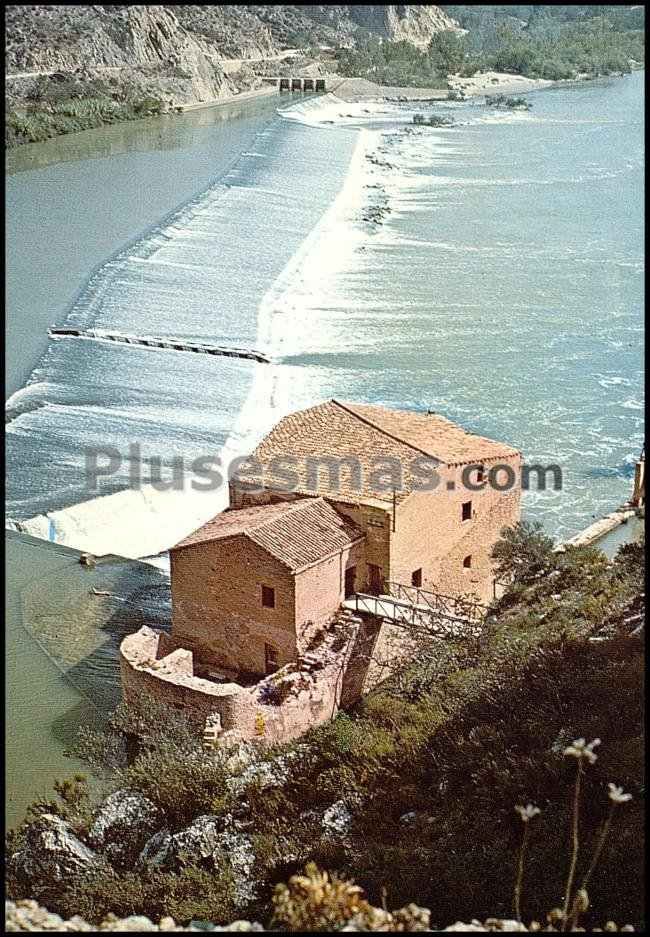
[6,5,459,73]
[5,5,460,146]
[384,4,461,47]
[5,5,278,74]
[340,4,461,47]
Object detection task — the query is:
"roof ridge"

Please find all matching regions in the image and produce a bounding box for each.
[331,399,443,462]
[243,495,323,534]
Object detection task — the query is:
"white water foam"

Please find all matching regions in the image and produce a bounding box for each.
[9,118,370,559]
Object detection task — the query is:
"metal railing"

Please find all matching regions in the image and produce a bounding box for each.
[384,581,486,623]
[344,591,483,639]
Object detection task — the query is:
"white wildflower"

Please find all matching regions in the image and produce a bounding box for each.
[563,737,601,764]
[608,783,632,804]
[515,803,541,822]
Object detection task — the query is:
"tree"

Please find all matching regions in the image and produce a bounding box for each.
[428,29,468,76]
[490,521,555,585]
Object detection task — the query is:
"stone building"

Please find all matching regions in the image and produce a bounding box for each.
[120,399,522,743]
[170,496,365,677]
[230,400,522,607]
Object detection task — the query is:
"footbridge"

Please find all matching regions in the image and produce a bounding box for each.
[262,77,326,93]
[48,328,270,364]
[343,581,487,639]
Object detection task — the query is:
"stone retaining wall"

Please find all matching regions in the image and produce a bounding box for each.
[120,612,413,745]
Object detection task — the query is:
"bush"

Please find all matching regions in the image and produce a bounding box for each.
[491,520,555,585]
[486,94,530,109]
[73,699,232,829]
[61,865,237,925]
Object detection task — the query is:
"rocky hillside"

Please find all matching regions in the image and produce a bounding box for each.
[5,5,276,74]
[5,534,644,930]
[6,6,460,73]
[5,5,459,146]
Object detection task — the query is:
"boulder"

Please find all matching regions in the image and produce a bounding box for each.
[139,816,223,871]
[8,814,104,892]
[137,828,173,870]
[171,814,223,866]
[89,790,163,868]
[137,817,255,908]
[322,800,352,836]
[399,811,418,825]
[216,823,256,908]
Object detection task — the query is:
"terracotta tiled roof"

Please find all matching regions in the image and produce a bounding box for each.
[172,497,364,571]
[243,400,520,505]
[339,401,520,464]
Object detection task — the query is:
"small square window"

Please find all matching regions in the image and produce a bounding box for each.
[261,585,275,608]
[411,568,422,587]
[463,555,472,569]
[476,466,485,484]
[462,500,472,521]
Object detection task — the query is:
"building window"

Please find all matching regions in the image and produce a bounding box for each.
[463,555,472,569]
[265,643,279,675]
[476,466,485,483]
[462,500,472,521]
[411,568,422,587]
[261,585,275,608]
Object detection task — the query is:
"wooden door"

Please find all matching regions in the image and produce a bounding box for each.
[368,564,383,596]
[344,565,356,599]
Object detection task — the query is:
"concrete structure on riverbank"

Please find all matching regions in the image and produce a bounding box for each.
[263,76,326,92]
[120,400,521,744]
[559,446,645,551]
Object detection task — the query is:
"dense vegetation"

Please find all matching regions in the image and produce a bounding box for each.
[6,73,164,147]
[336,6,644,87]
[335,33,463,88]
[6,526,644,929]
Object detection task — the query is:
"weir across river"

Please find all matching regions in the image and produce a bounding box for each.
[48,328,270,364]
[262,76,326,93]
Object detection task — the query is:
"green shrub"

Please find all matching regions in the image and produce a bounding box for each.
[491,520,555,585]
[61,865,237,925]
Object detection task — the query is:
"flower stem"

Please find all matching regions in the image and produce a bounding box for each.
[582,803,615,891]
[562,760,583,929]
[514,821,530,922]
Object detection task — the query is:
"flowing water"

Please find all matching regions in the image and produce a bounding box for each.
[5,92,283,398]
[6,73,644,553]
[5,74,644,823]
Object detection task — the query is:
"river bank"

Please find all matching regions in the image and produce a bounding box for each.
[173,84,278,113]
[448,67,645,99]
[5,495,643,832]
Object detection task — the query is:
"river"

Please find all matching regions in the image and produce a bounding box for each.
[5,74,644,826]
[6,93,283,397]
